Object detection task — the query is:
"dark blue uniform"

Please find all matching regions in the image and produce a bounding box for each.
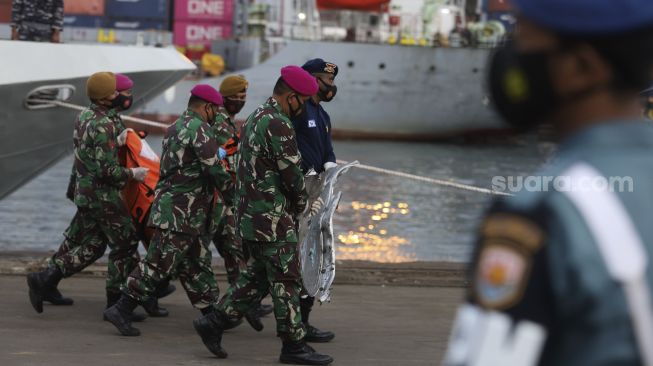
[292,99,336,174]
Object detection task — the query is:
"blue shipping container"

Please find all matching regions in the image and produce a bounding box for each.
[105,17,169,30]
[63,15,105,28]
[105,0,169,20]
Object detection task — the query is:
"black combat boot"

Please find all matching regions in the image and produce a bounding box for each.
[43,287,74,306]
[103,295,141,336]
[104,291,147,322]
[154,280,176,299]
[300,297,334,343]
[41,270,74,306]
[142,297,169,317]
[279,340,333,365]
[304,324,335,343]
[222,315,244,331]
[27,266,65,313]
[245,304,264,331]
[193,310,228,358]
[223,302,271,331]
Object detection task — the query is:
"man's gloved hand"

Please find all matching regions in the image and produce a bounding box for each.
[309,197,324,217]
[130,167,149,182]
[218,147,227,160]
[324,162,337,171]
[117,128,134,146]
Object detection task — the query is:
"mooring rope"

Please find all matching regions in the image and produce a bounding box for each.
[336,160,512,196]
[28,99,170,129]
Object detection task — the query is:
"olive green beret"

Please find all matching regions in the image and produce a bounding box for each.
[86,72,116,100]
[219,75,248,97]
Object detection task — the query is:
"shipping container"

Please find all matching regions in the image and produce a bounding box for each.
[174,0,233,22]
[64,0,105,16]
[173,20,231,47]
[0,2,10,23]
[105,18,169,31]
[106,0,169,20]
[486,0,513,12]
[63,15,105,28]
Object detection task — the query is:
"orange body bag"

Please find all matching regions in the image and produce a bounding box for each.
[121,131,160,245]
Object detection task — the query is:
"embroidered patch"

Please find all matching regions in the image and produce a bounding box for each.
[474,244,529,310]
[308,120,316,128]
[324,62,337,74]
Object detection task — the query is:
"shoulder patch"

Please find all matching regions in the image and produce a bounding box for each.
[474,243,530,310]
[473,214,544,310]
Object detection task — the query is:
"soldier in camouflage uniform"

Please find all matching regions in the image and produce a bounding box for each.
[10,0,63,43]
[57,74,165,321]
[213,75,276,328]
[192,66,333,365]
[104,84,234,337]
[211,75,248,285]
[27,72,149,316]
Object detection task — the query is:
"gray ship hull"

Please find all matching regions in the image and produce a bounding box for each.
[0,41,195,199]
[141,40,503,138]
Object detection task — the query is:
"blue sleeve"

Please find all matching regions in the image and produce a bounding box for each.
[325,115,336,163]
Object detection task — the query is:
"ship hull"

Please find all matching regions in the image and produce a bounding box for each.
[140,40,504,138]
[0,41,195,199]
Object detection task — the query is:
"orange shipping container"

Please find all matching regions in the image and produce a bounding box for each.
[64,0,106,16]
[487,0,512,12]
[0,2,10,23]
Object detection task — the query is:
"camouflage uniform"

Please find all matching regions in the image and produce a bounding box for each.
[49,104,140,294]
[211,109,245,285]
[11,0,63,42]
[218,97,308,341]
[123,109,233,310]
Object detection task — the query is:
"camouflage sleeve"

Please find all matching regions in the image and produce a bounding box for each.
[92,119,131,187]
[52,0,64,29]
[11,0,24,27]
[65,165,76,201]
[193,123,234,200]
[268,119,307,214]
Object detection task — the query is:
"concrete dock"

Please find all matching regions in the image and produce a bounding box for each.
[0,253,464,366]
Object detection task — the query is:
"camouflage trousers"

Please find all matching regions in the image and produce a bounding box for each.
[123,229,219,309]
[49,205,140,294]
[218,240,306,341]
[213,205,246,285]
[17,25,52,42]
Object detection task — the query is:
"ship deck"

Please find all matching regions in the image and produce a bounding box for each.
[0,253,463,366]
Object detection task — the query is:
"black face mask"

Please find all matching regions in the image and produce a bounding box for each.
[318,78,337,102]
[205,104,217,124]
[487,42,557,131]
[224,98,245,115]
[112,93,133,111]
[287,94,305,117]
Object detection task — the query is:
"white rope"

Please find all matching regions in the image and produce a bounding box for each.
[28,99,170,129]
[336,159,512,196]
[29,98,510,196]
